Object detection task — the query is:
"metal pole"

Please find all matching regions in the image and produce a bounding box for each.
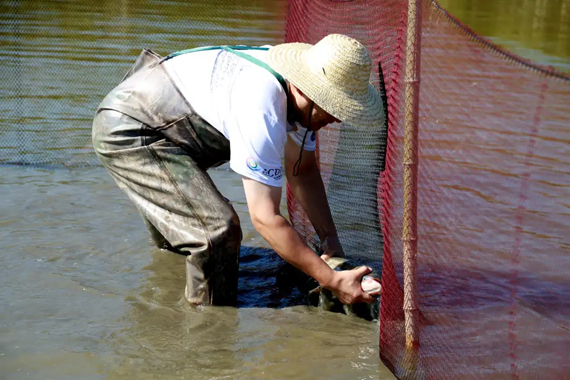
[403,0,422,348]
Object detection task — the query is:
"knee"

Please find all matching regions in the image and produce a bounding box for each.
[210,207,242,247]
[91,113,106,154]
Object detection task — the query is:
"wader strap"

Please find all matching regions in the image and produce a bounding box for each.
[161,45,288,96]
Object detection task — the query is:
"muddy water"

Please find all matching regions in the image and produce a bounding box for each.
[0,166,389,379]
[1,0,568,379]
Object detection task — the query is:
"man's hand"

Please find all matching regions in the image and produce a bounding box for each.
[323,266,376,304]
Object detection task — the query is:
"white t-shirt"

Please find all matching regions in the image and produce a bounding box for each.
[162,47,316,188]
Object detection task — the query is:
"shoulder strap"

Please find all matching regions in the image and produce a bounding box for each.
[161,45,288,95]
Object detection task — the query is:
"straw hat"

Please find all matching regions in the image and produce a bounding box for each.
[267,34,383,129]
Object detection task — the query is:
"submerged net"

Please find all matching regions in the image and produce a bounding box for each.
[285,0,570,378]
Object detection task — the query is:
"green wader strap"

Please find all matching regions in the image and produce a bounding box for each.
[162,45,288,96]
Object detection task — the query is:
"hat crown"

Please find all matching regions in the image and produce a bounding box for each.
[305,34,372,96]
[265,33,383,127]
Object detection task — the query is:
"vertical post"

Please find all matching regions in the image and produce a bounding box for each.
[403,0,422,348]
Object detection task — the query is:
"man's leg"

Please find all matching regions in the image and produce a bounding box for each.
[93,110,241,306]
[140,214,174,250]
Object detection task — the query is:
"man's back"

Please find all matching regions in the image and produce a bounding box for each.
[164,47,314,187]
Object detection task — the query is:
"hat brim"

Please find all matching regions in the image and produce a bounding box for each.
[267,42,384,129]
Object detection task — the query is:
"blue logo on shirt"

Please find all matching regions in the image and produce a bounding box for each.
[310,132,316,141]
[262,168,282,180]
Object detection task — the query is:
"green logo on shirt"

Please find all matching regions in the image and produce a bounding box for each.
[246,157,260,171]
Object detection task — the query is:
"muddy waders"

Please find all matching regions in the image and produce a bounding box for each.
[92,47,286,306]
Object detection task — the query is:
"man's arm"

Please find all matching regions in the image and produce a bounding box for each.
[283,136,343,259]
[242,177,374,304]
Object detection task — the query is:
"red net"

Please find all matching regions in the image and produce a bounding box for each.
[285,0,570,378]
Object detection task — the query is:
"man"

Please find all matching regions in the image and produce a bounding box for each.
[92,34,383,307]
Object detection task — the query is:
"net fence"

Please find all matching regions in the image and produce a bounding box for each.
[0,0,287,167]
[285,0,570,378]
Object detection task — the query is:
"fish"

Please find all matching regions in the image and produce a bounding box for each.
[307,256,381,321]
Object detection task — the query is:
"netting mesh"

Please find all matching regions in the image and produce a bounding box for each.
[285,0,570,378]
[284,0,403,267]
[0,0,287,167]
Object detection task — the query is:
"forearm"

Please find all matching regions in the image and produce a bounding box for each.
[253,213,336,286]
[286,161,339,244]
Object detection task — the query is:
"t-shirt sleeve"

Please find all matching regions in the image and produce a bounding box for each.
[227,67,288,188]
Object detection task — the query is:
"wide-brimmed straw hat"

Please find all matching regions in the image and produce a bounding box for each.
[267,34,383,129]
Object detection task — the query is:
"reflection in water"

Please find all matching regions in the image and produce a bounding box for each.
[0,0,288,167]
[107,248,245,379]
[107,248,388,379]
[438,0,570,72]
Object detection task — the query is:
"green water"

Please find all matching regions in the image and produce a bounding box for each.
[438,0,570,72]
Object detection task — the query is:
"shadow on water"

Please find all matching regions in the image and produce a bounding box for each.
[237,246,310,309]
[131,243,313,311]
[110,245,388,380]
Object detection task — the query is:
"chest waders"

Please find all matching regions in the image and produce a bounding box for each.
[92,46,286,307]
